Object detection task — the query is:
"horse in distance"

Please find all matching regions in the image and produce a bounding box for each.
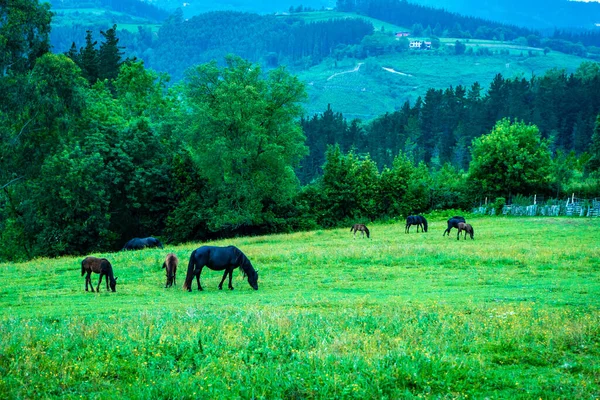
[162,253,178,288]
[183,246,259,292]
[350,224,370,238]
[81,256,117,292]
[457,222,474,240]
[443,216,466,237]
[405,215,428,233]
[122,237,163,251]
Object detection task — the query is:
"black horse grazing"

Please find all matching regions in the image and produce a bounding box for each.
[81,256,117,292]
[183,246,259,292]
[162,253,178,288]
[122,237,163,251]
[350,223,370,238]
[457,222,474,240]
[443,216,466,236]
[405,215,428,233]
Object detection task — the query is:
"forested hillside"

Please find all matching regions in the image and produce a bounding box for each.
[299,65,600,183]
[149,0,335,15]
[148,11,373,81]
[2,0,600,262]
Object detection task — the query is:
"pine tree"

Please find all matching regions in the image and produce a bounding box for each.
[99,25,125,81]
[65,42,81,68]
[79,30,99,84]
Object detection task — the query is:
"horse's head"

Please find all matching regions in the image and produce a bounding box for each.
[110,277,118,292]
[247,269,258,290]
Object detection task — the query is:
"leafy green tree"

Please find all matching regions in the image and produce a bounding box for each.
[468,118,552,198]
[551,150,577,199]
[0,0,52,77]
[378,153,413,217]
[179,55,307,231]
[317,145,377,225]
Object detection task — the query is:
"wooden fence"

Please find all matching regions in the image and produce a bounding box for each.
[473,197,600,217]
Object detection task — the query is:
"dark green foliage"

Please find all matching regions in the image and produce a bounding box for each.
[176,55,308,233]
[468,119,552,198]
[149,11,373,80]
[99,24,125,81]
[79,30,100,84]
[303,146,432,225]
[0,0,52,77]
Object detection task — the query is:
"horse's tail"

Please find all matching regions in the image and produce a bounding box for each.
[81,259,86,276]
[183,249,197,290]
[422,218,428,232]
[471,226,474,238]
[365,226,370,238]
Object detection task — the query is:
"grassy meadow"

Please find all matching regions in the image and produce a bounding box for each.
[299,49,588,119]
[1,216,599,398]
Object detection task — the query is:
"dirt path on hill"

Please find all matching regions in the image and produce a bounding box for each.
[327,63,364,81]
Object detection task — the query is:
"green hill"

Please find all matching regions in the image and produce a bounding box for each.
[297,43,588,120]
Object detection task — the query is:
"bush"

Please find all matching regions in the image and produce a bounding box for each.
[493,197,506,216]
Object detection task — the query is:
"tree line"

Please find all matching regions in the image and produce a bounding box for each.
[299,64,600,183]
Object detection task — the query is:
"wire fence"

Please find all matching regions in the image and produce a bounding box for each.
[473,196,600,217]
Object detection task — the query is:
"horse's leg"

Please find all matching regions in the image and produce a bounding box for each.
[97,273,103,292]
[218,270,228,290]
[457,229,460,240]
[85,271,93,292]
[228,268,234,290]
[196,267,203,291]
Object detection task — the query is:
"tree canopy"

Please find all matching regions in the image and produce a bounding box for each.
[468,118,552,197]
[177,55,308,231]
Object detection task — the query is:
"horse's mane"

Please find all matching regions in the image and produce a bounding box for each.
[235,248,255,278]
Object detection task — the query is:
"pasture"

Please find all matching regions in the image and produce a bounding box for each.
[298,46,587,120]
[0,216,599,398]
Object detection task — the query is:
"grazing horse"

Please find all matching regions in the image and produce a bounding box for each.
[350,224,370,238]
[183,246,259,292]
[443,216,466,237]
[122,237,163,251]
[162,253,178,288]
[405,215,428,233]
[81,257,117,292]
[457,222,474,240]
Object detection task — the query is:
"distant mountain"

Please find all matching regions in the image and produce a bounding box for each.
[146,0,336,16]
[410,0,600,30]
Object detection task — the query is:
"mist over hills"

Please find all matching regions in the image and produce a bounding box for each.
[407,0,600,30]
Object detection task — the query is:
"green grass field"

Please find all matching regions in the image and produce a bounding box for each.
[1,216,599,398]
